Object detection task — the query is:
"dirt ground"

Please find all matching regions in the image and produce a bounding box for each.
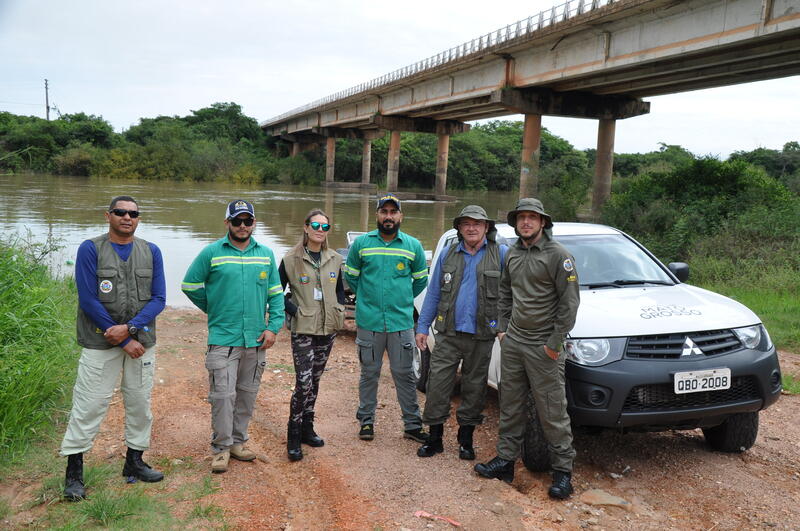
[9,308,800,529]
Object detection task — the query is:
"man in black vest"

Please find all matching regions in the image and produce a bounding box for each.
[61,196,166,501]
[415,205,507,459]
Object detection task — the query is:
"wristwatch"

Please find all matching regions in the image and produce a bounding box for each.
[127,324,138,336]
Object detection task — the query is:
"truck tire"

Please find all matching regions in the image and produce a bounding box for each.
[415,347,431,393]
[521,391,551,472]
[702,412,759,453]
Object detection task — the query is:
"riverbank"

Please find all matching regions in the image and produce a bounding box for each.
[2,307,800,529]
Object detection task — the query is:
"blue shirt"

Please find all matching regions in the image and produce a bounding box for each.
[75,239,166,348]
[417,238,507,335]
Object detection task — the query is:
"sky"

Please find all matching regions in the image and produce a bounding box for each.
[1,0,797,157]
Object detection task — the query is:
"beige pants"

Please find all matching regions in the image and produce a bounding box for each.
[60,345,156,456]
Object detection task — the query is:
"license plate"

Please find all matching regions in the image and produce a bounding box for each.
[674,368,731,394]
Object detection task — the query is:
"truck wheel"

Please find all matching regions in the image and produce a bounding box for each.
[702,412,759,452]
[415,347,431,393]
[521,391,551,472]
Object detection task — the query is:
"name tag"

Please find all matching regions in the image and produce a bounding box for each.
[313,287,323,301]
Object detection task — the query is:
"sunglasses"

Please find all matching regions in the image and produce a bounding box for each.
[308,221,331,232]
[109,208,140,218]
[230,217,254,227]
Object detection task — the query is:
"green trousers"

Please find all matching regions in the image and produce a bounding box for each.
[60,345,156,456]
[422,332,493,426]
[496,335,575,472]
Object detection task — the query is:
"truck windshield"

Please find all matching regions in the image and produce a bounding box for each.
[557,234,674,288]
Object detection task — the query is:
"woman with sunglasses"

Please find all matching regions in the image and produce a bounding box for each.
[278,209,346,461]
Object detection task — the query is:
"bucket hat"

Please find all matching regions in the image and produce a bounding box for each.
[453,205,497,241]
[506,197,553,229]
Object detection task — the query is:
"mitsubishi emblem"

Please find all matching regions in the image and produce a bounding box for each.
[681,337,704,357]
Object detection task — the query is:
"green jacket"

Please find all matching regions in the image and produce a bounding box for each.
[182,235,284,347]
[498,232,580,351]
[344,230,428,332]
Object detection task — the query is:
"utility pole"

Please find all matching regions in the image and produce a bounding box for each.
[44,79,50,121]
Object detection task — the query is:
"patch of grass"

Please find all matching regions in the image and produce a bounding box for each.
[0,496,11,519]
[783,373,800,395]
[269,363,295,374]
[76,490,135,526]
[189,502,224,520]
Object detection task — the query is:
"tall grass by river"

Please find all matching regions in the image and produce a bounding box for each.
[0,238,78,460]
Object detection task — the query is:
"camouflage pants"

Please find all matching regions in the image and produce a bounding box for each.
[289,333,336,424]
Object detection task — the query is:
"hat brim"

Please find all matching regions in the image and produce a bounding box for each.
[506,209,553,229]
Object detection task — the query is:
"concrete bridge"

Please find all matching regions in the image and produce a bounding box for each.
[261,0,800,214]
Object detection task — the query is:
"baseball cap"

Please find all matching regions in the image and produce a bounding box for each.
[225,199,255,220]
[376,193,401,211]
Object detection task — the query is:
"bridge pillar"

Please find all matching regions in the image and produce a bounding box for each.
[435,133,450,196]
[387,130,401,192]
[325,137,336,183]
[592,118,616,219]
[520,114,541,198]
[291,142,300,157]
[361,139,372,184]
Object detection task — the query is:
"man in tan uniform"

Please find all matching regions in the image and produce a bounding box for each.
[474,198,580,500]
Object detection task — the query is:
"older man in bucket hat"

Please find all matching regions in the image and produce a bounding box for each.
[415,205,508,459]
[474,198,580,500]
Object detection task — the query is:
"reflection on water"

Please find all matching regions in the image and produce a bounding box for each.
[0,174,519,306]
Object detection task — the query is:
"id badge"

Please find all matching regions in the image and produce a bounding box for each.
[313,287,323,301]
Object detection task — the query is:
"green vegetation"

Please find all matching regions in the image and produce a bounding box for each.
[0,236,78,460]
[783,374,800,395]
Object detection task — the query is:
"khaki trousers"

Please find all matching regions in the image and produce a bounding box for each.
[206,345,266,453]
[422,332,493,426]
[60,345,156,456]
[496,335,575,472]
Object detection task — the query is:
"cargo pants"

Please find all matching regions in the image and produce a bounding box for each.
[206,345,267,453]
[422,332,493,426]
[496,335,575,473]
[289,333,336,424]
[60,345,156,456]
[355,328,423,431]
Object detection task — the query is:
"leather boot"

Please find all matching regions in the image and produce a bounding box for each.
[474,456,515,484]
[417,424,444,457]
[457,425,476,460]
[287,422,303,462]
[301,413,325,447]
[548,471,574,499]
[64,453,86,501]
[122,448,164,482]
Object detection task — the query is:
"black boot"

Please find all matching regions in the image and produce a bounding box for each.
[417,424,444,457]
[474,456,515,484]
[122,448,164,482]
[548,471,574,499]
[64,453,86,501]
[287,422,303,461]
[457,425,476,460]
[301,413,325,447]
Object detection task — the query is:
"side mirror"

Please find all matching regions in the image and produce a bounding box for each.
[668,262,689,282]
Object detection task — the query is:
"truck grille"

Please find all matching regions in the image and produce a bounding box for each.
[622,376,759,412]
[625,329,742,359]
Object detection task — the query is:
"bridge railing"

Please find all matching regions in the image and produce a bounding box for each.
[264,0,615,126]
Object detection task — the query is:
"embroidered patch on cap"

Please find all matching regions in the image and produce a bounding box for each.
[99,280,113,293]
[563,258,574,272]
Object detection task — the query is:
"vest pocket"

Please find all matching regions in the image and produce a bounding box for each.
[331,304,345,331]
[483,270,501,298]
[96,269,118,303]
[297,306,321,335]
[134,268,153,301]
[433,301,450,334]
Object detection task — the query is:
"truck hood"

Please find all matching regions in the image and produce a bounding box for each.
[571,284,761,338]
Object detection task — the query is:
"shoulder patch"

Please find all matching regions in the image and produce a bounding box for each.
[563,258,574,272]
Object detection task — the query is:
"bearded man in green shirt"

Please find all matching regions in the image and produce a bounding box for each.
[182,200,284,473]
[344,193,429,443]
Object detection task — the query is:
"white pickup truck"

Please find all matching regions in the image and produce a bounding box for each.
[413,222,782,471]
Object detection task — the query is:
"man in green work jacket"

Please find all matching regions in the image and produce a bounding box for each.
[474,197,580,500]
[182,199,284,473]
[344,193,429,443]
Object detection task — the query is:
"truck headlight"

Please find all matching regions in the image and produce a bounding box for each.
[733,324,773,351]
[565,338,626,366]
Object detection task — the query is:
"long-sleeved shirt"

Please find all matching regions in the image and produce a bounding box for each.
[75,238,166,348]
[344,229,428,332]
[497,233,580,351]
[181,235,284,347]
[417,238,508,335]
